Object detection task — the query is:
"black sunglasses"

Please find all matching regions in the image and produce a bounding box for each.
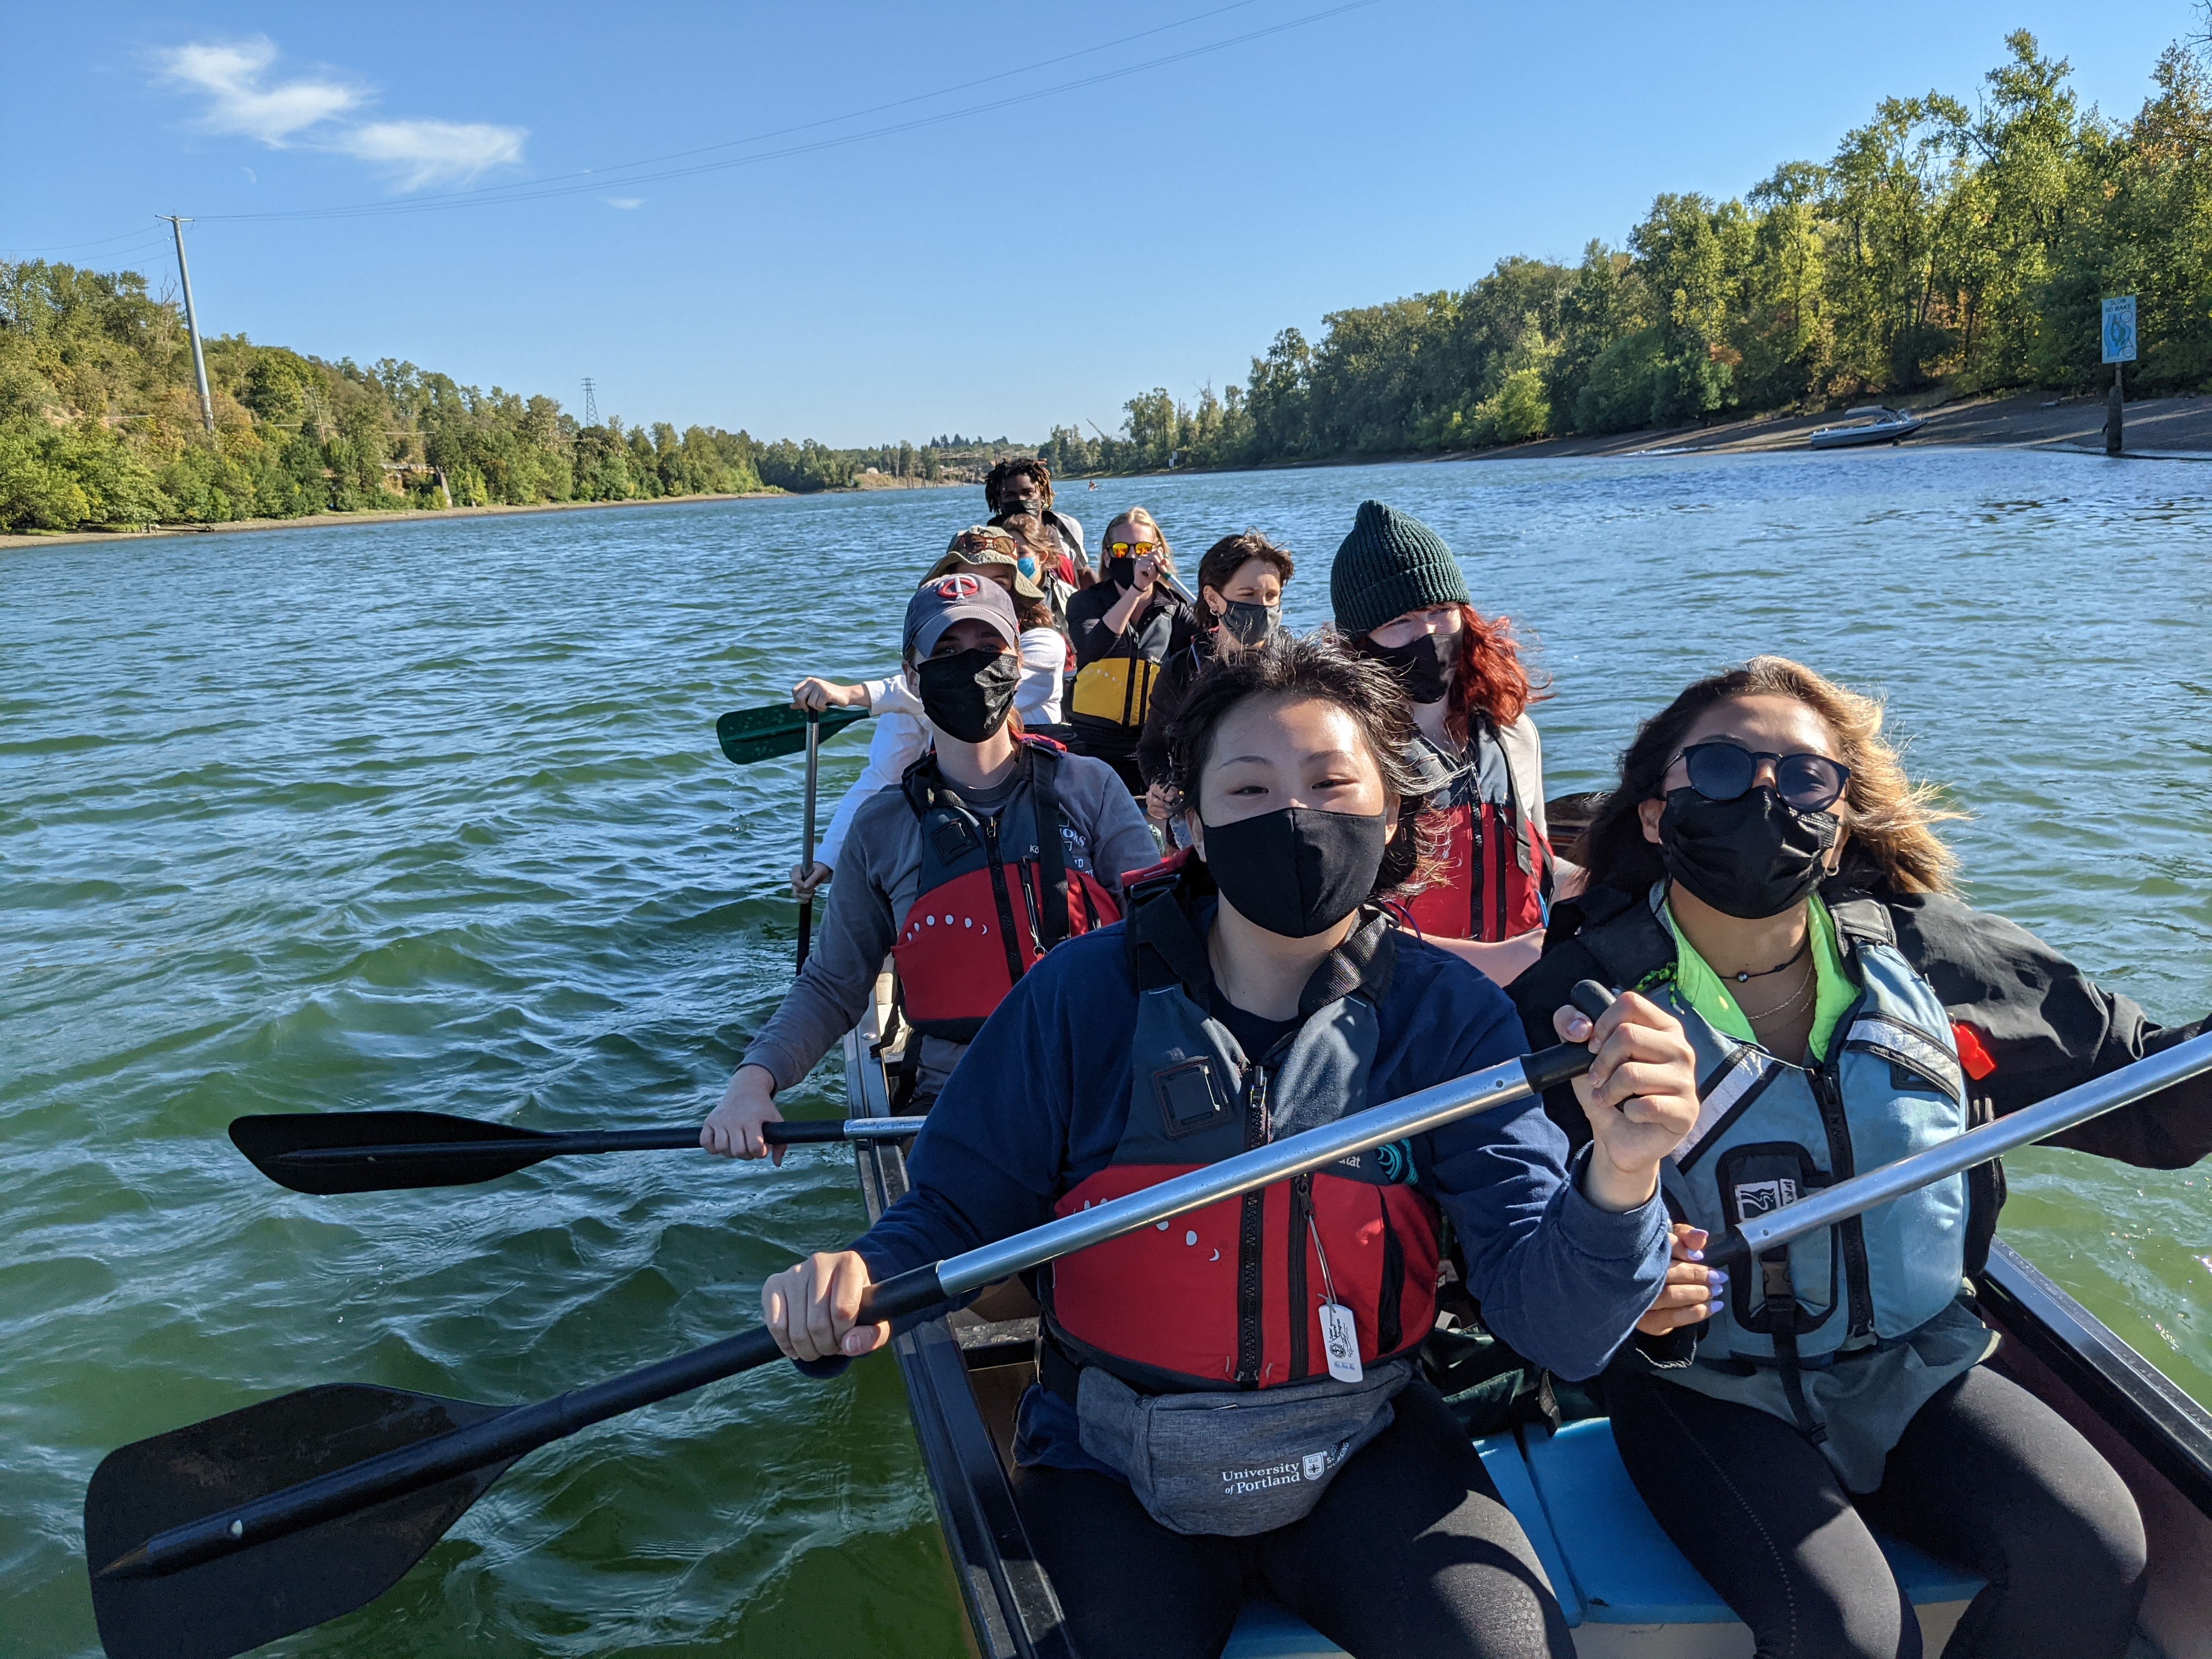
[1678,742,1851,812]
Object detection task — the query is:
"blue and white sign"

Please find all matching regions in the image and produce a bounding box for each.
[2102,296,2138,364]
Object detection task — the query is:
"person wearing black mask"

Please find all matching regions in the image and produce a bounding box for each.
[1509,656,2212,1659]
[1065,507,1199,794]
[1135,531,1296,827]
[754,631,1703,1659]
[1332,501,1556,988]
[704,574,1154,1154]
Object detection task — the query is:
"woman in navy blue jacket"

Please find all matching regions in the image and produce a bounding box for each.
[760,633,1703,1659]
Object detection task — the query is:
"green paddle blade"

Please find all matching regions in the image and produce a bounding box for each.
[715,703,867,766]
[86,1384,516,1659]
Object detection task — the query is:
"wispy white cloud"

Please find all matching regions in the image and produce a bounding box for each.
[155,37,526,192]
[605,197,644,210]
[338,120,528,189]
[157,39,361,144]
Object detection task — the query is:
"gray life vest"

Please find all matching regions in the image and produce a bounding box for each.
[1637,887,1971,1405]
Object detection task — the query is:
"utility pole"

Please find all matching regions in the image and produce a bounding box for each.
[580,378,599,427]
[159,216,216,435]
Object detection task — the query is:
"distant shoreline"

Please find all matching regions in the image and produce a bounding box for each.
[0,476,971,554]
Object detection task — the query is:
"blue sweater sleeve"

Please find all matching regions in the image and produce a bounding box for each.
[1400,947,1672,1381]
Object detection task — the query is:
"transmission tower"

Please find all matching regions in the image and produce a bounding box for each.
[580,378,599,426]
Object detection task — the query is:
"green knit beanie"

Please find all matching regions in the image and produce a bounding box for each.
[1329,500,1470,637]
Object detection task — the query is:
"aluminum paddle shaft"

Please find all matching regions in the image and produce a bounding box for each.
[1722,1030,2212,1266]
[101,984,1612,1581]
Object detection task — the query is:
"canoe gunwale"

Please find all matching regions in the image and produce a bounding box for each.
[842,1001,1075,1659]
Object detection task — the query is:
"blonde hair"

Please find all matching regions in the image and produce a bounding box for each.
[1579,654,1962,898]
[1103,506,1175,574]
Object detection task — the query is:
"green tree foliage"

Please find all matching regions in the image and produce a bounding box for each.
[0,263,993,533]
[1054,28,2212,476]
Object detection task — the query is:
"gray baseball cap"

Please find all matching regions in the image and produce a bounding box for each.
[904,570,1020,658]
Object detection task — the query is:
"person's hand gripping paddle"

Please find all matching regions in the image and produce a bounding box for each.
[84,985,1624,1659]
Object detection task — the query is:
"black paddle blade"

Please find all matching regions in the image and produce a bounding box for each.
[229,1110,558,1195]
[86,1383,516,1659]
[715,702,865,766]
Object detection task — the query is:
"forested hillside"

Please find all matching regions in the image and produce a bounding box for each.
[0,266,1010,533]
[1045,32,2212,475]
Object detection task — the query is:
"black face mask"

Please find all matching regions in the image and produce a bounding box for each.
[917,648,1020,743]
[1107,555,1137,590]
[1362,631,1453,704]
[1199,806,1387,939]
[1657,786,1839,919]
[1217,600,1279,647]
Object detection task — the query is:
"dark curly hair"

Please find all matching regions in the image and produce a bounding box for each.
[1163,631,1436,901]
[984,455,1053,514]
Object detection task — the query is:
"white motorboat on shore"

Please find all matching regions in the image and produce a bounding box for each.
[1809,407,1927,449]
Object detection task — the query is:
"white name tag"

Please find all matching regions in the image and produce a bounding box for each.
[1317,1302,1363,1384]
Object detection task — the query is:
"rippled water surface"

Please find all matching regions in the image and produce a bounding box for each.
[4,449,2208,1656]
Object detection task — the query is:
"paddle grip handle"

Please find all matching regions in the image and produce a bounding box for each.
[1519,980,1618,1094]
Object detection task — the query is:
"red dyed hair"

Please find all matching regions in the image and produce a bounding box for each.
[1443,605,1547,738]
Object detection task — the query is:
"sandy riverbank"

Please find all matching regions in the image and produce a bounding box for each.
[1454,388,2212,462]
[0,487,801,554]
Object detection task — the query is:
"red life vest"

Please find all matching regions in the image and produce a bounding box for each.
[1045,859,1440,1392]
[891,738,1121,1042]
[1402,716,1553,942]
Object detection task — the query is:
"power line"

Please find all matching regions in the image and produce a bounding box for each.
[191,0,1381,224]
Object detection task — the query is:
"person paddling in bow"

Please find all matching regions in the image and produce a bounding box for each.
[703,575,1154,1156]
[1064,506,1200,795]
[758,632,1703,1658]
[1510,656,2212,1659]
[786,527,1071,905]
[1331,501,1556,988]
[1136,531,1295,828]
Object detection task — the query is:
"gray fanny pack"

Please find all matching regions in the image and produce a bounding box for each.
[1074,1358,1414,1536]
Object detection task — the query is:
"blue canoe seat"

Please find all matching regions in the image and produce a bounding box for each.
[1220,1417,1984,1655]
[1506,1418,1985,1626]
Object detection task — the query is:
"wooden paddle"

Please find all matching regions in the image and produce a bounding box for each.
[714,702,866,969]
[86,985,1618,1659]
[229,1109,928,1196]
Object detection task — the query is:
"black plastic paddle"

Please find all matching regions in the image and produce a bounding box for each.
[229,1109,927,1196]
[87,984,1620,1659]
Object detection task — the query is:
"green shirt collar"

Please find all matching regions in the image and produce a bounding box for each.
[1662,891,1857,1062]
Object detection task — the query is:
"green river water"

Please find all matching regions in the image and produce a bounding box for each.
[4,449,2208,1656]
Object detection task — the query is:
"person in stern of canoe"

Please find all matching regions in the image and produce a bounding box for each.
[758,631,1704,1659]
[1064,505,1199,795]
[984,454,1090,586]
[703,573,1154,1155]
[1510,656,2212,1659]
[785,526,1071,906]
[1331,500,1557,988]
[1135,530,1295,828]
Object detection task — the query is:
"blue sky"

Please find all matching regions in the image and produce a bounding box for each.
[4,2,2200,446]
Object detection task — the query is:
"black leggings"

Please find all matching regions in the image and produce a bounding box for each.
[1009,1380,1575,1659]
[1607,1363,2147,1658]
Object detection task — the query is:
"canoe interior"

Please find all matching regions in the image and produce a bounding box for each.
[839,975,2211,1659]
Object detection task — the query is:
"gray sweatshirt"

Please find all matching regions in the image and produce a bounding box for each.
[742,748,1159,1102]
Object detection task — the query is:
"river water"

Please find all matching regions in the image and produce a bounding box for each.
[4,449,2208,1656]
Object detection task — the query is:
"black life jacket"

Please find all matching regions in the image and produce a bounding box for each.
[1070,593,1183,737]
[890,738,1120,1042]
[1044,854,1441,1392]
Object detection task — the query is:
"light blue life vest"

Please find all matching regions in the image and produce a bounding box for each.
[1647,890,1971,1370]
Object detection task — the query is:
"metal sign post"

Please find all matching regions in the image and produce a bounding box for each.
[2102,296,2137,455]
